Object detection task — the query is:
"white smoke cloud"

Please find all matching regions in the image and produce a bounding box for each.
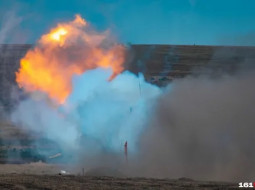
[11,68,161,163]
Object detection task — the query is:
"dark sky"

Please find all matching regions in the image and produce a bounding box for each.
[1,0,255,45]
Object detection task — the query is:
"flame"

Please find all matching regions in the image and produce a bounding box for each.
[50,28,67,41]
[16,15,125,104]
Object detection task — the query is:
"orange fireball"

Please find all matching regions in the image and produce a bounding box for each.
[16,14,125,104]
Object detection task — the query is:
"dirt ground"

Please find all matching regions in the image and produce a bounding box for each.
[0,163,62,175]
[0,174,238,190]
[0,163,237,190]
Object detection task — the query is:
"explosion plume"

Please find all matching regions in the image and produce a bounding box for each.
[12,15,160,164]
[16,15,125,103]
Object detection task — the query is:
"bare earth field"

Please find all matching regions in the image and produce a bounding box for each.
[0,164,237,190]
[0,174,237,190]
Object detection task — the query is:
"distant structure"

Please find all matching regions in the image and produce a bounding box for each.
[124,141,128,163]
[1,44,255,111]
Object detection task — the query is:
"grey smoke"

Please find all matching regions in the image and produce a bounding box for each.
[219,32,255,47]
[127,68,255,181]
[0,10,23,44]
